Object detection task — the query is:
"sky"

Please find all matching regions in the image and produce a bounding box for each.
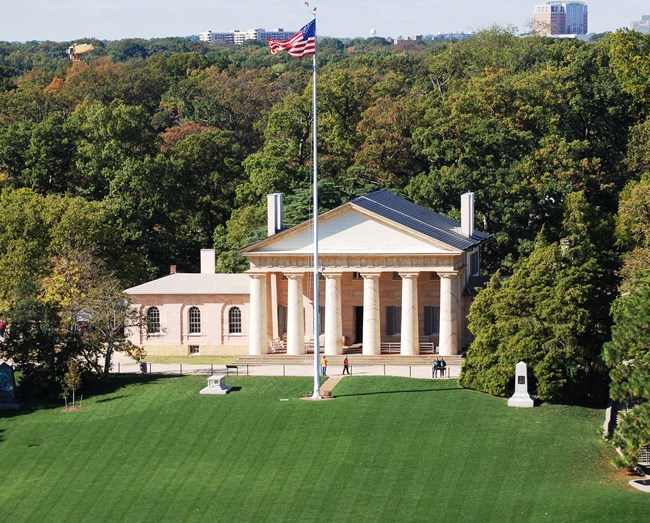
[2,0,648,42]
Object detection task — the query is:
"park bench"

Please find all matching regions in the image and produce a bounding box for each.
[380,341,436,354]
[380,342,401,353]
[225,364,239,375]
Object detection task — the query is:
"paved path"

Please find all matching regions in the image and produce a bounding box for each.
[320,375,345,397]
[110,353,460,381]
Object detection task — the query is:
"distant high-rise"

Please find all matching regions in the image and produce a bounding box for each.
[533,1,588,36]
[630,15,650,34]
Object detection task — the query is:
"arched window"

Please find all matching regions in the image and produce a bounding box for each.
[147,307,160,334]
[229,306,242,334]
[188,306,201,334]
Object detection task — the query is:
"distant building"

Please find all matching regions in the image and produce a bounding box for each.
[125,190,489,358]
[390,33,474,45]
[533,1,588,36]
[199,30,234,43]
[630,15,650,34]
[199,28,296,45]
[431,33,475,41]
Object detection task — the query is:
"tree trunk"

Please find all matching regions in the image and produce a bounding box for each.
[103,344,113,383]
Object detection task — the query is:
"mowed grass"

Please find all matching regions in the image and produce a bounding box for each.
[0,376,646,522]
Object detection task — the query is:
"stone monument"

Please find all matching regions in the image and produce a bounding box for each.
[200,374,231,395]
[0,362,20,410]
[508,361,534,408]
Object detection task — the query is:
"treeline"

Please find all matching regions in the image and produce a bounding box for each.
[0,30,649,417]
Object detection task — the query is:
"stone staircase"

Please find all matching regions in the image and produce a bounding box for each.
[234,354,464,367]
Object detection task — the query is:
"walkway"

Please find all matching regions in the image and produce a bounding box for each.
[110,353,461,381]
[320,375,345,397]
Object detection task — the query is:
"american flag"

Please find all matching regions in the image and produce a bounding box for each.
[268,19,316,58]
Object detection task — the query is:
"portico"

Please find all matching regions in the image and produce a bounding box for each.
[241,190,488,358]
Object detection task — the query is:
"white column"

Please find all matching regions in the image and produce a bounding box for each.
[324,273,343,355]
[362,273,381,356]
[399,272,419,356]
[270,273,279,340]
[248,274,268,355]
[438,272,459,356]
[286,274,305,355]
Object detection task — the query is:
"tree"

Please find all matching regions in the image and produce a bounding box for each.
[604,30,650,118]
[354,95,427,189]
[317,65,382,178]
[615,174,650,292]
[66,99,157,199]
[0,247,145,396]
[460,193,614,403]
[63,359,82,408]
[602,276,650,468]
[105,126,245,276]
[38,248,145,382]
[0,188,145,316]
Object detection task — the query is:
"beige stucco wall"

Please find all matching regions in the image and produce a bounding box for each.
[142,344,248,357]
[127,293,249,355]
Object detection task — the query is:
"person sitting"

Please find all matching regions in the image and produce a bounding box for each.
[439,358,447,378]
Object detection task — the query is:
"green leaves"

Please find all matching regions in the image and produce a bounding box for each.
[460,193,614,403]
[603,277,650,468]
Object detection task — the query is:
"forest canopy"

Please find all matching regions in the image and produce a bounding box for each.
[1,30,649,414]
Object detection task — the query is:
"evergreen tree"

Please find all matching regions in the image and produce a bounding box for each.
[603,277,650,468]
[460,193,614,403]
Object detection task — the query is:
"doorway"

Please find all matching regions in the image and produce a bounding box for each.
[354,306,363,344]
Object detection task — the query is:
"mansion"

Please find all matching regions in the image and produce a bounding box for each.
[125,190,489,357]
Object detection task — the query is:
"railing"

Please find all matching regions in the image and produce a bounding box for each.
[113,361,454,379]
[380,342,436,354]
[273,337,436,355]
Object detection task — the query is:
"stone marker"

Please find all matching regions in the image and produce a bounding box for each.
[200,374,231,395]
[0,362,20,410]
[508,361,534,408]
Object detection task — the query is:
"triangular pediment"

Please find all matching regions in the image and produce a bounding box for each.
[243,206,462,255]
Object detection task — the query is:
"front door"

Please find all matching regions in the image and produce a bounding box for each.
[354,306,363,344]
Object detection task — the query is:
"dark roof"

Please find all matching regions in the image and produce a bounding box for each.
[351,190,489,251]
[464,275,491,296]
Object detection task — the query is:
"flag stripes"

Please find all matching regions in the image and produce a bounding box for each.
[268,19,316,58]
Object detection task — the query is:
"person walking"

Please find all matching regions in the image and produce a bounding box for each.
[342,355,350,375]
[321,356,328,376]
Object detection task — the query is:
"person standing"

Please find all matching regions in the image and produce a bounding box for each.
[321,356,328,376]
[342,355,350,375]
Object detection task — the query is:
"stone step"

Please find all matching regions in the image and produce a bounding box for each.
[234,354,464,366]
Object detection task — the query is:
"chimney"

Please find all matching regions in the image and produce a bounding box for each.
[267,193,284,236]
[461,192,475,238]
[170,265,177,274]
[200,249,216,274]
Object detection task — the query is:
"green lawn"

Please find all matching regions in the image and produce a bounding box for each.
[0,376,645,522]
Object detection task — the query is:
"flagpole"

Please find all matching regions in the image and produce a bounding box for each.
[310,12,322,400]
